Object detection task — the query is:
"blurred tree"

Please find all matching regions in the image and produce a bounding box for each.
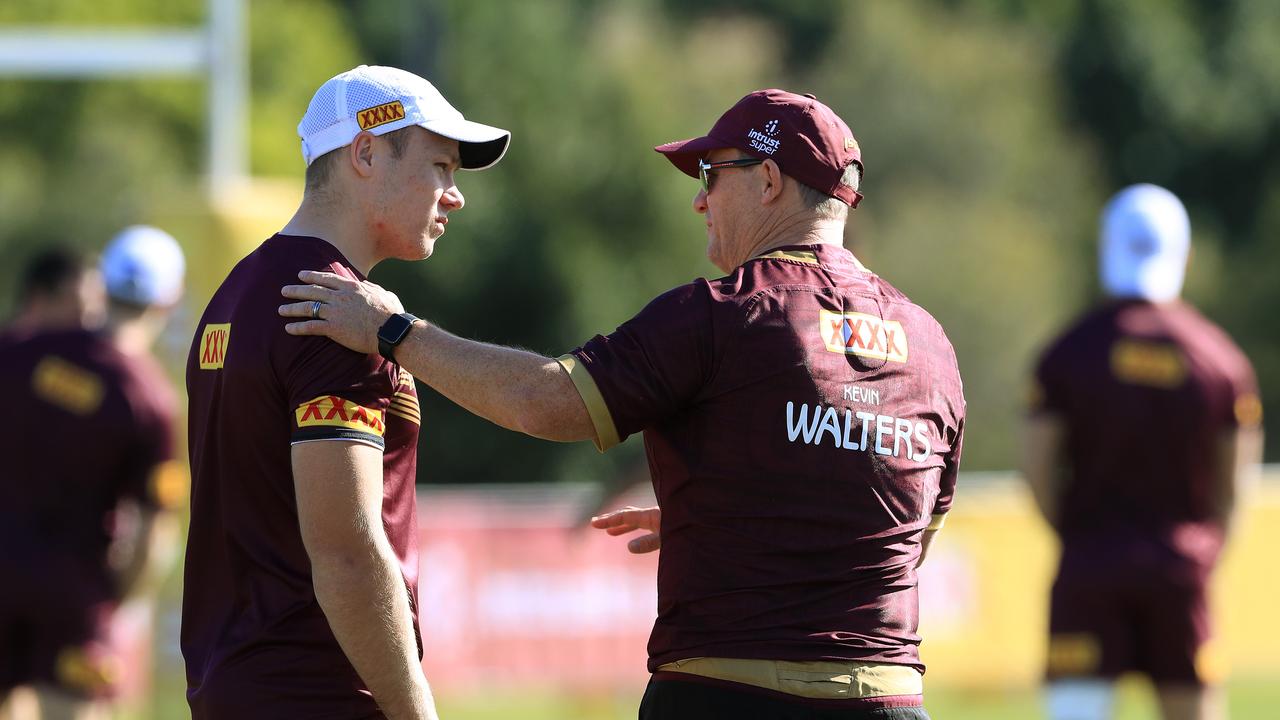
[4,0,1272,487]
[0,0,359,311]
[354,0,1103,478]
[658,0,848,67]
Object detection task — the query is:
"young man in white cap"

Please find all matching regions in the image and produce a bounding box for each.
[276,88,964,719]
[1022,184,1264,720]
[182,66,509,720]
[0,226,185,720]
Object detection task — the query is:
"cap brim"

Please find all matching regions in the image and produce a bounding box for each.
[654,135,731,178]
[423,117,511,170]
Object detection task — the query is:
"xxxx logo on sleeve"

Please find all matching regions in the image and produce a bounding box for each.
[295,395,386,437]
[820,310,908,363]
[357,100,406,130]
[199,324,231,370]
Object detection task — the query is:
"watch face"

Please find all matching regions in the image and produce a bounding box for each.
[379,314,413,344]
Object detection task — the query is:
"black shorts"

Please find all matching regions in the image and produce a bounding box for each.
[1048,543,1215,686]
[639,675,930,720]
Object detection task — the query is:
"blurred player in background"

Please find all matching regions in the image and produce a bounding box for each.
[0,226,185,720]
[279,89,965,719]
[1022,184,1264,720]
[2,247,105,344]
[182,65,508,720]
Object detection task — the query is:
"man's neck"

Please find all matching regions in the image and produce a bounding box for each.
[742,213,846,264]
[282,195,381,275]
[106,314,158,357]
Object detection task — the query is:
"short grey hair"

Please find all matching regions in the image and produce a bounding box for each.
[797,163,862,221]
[304,126,415,195]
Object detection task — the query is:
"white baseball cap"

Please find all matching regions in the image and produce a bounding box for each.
[101,225,186,307]
[298,65,510,170]
[1099,183,1190,303]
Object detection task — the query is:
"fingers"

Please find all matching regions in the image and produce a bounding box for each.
[627,533,661,554]
[283,320,328,336]
[590,506,648,529]
[280,284,334,302]
[278,300,322,318]
[297,270,356,289]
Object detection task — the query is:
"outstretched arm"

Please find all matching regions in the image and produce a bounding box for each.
[280,271,595,443]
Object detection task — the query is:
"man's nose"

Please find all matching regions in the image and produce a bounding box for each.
[692,188,708,214]
[442,186,465,211]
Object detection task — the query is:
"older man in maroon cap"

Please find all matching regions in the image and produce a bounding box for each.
[278,89,965,719]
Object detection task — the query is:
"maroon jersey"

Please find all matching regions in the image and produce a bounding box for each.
[183,234,422,718]
[1033,299,1261,569]
[561,244,965,672]
[0,328,177,590]
[0,328,177,694]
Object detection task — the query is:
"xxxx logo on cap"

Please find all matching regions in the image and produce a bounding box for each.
[820,310,908,363]
[357,100,406,130]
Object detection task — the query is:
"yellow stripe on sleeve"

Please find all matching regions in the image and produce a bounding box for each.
[556,354,621,452]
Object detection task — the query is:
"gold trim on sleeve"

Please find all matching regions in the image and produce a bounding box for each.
[556,354,621,452]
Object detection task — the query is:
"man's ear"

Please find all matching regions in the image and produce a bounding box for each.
[760,159,784,205]
[348,131,377,178]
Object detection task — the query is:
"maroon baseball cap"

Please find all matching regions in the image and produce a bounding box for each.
[655,89,863,207]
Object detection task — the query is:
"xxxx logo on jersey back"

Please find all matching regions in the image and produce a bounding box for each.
[819,310,908,363]
[199,324,231,370]
[32,356,104,415]
[357,100,406,130]
[1110,340,1186,388]
[295,395,386,436]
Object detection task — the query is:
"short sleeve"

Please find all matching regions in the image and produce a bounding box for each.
[120,371,181,511]
[561,281,718,451]
[1226,355,1263,430]
[284,333,394,451]
[930,414,964,526]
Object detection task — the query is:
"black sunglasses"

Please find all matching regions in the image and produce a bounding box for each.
[698,157,764,193]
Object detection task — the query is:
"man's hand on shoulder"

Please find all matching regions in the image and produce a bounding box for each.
[280,271,405,354]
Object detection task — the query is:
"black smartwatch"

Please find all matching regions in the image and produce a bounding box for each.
[376,313,419,364]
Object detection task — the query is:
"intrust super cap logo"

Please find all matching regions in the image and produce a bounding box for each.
[357,100,406,130]
[820,310,908,363]
[296,395,386,437]
[199,323,230,370]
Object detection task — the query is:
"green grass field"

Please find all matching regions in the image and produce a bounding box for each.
[130,675,1278,719]
[431,679,1276,719]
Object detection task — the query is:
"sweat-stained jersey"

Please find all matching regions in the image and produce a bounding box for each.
[1032,299,1261,570]
[560,244,966,673]
[182,234,422,718]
